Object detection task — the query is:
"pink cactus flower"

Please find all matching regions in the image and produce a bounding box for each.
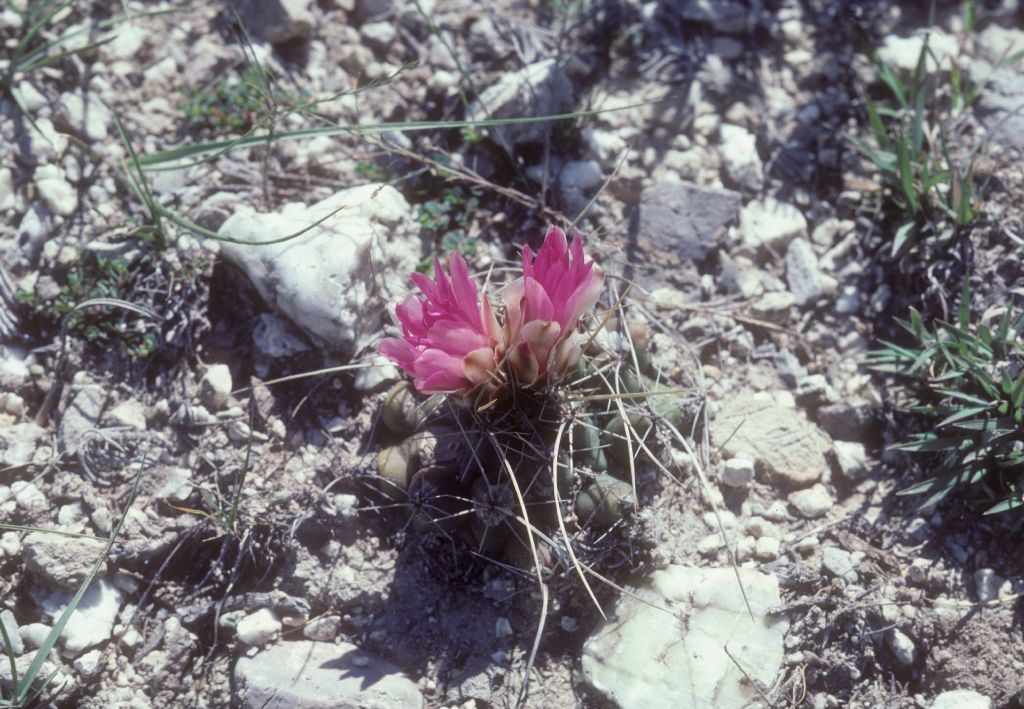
[502,226,605,386]
[379,253,503,400]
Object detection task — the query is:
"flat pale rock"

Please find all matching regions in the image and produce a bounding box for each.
[713,391,830,487]
[23,532,107,589]
[234,640,423,709]
[582,565,788,709]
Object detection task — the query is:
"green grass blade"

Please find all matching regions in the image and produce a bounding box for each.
[137,102,660,170]
[876,60,909,109]
[892,220,916,258]
[936,405,992,428]
[0,618,17,703]
[896,131,918,212]
[227,406,256,532]
[10,0,71,63]
[863,93,890,151]
[154,199,346,246]
[958,280,971,331]
[984,497,1024,515]
[15,458,146,704]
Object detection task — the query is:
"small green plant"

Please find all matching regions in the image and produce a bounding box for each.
[178,67,311,134]
[355,160,388,182]
[415,186,481,272]
[168,408,256,538]
[872,284,1024,515]
[853,34,977,257]
[16,253,159,358]
[853,10,1024,259]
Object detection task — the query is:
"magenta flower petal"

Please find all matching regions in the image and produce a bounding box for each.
[503,225,604,385]
[379,254,502,400]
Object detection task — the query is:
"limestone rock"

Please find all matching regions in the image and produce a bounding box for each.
[738,197,807,254]
[931,689,991,709]
[712,391,831,488]
[582,565,788,708]
[234,640,424,709]
[877,32,958,73]
[23,533,107,589]
[54,91,111,143]
[0,422,47,467]
[34,165,77,217]
[218,184,417,357]
[785,238,823,306]
[718,124,762,191]
[200,364,233,411]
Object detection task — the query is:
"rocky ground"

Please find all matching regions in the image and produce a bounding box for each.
[1,0,1024,707]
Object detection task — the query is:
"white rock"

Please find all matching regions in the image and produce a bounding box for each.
[887,628,916,666]
[12,480,47,514]
[19,622,52,650]
[219,184,417,360]
[0,531,20,557]
[755,536,781,560]
[14,80,47,112]
[163,469,197,506]
[739,197,807,253]
[361,21,396,52]
[582,566,788,709]
[105,399,148,430]
[584,128,627,165]
[821,546,858,582]
[100,24,146,60]
[974,568,1004,604]
[200,364,233,411]
[719,124,762,191]
[785,238,823,306]
[53,579,124,656]
[234,640,424,708]
[55,91,111,142]
[0,610,22,655]
[0,423,47,467]
[236,608,281,646]
[697,534,723,556]
[833,440,868,482]
[788,484,833,519]
[57,502,86,527]
[34,164,77,216]
[252,313,310,358]
[721,456,755,488]
[931,689,991,709]
[73,648,103,678]
[877,32,958,73]
[0,167,14,211]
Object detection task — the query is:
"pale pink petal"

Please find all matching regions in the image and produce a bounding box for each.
[463,347,498,386]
